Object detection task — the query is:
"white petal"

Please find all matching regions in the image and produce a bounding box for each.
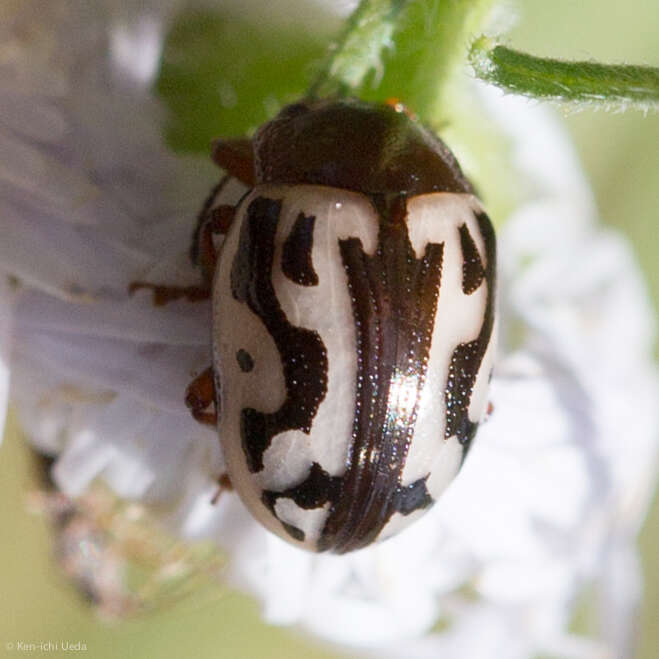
[0,276,13,442]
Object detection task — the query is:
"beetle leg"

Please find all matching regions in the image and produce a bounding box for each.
[192,197,236,287]
[128,281,211,306]
[188,135,255,279]
[211,137,255,186]
[130,179,238,305]
[185,366,217,426]
[211,473,233,505]
[190,176,235,266]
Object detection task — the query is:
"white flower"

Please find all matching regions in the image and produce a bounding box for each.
[1,2,657,658]
[0,276,11,435]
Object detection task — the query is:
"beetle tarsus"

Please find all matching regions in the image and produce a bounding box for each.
[185,366,217,426]
[194,204,236,285]
[190,179,238,287]
[128,281,210,306]
[131,179,237,306]
[210,474,233,505]
[484,401,495,422]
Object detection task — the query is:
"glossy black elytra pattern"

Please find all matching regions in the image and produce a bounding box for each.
[262,462,343,541]
[317,194,441,553]
[459,223,485,295]
[255,195,441,550]
[230,196,328,473]
[281,212,319,286]
[444,211,496,454]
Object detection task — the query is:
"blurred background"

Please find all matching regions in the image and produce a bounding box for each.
[1,0,657,657]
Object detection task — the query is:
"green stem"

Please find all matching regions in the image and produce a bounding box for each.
[308,0,410,99]
[363,0,495,121]
[310,0,495,123]
[470,36,659,110]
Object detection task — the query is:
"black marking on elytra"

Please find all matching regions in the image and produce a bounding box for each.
[281,521,305,542]
[394,476,434,515]
[444,210,496,457]
[262,462,342,515]
[262,462,341,543]
[316,194,442,553]
[231,197,328,473]
[263,463,431,546]
[236,349,254,372]
[459,223,485,295]
[282,212,319,286]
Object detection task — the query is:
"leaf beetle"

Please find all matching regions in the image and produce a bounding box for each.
[136,98,496,553]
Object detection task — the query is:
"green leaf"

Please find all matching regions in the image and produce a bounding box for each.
[155,9,328,153]
[470,36,659,111]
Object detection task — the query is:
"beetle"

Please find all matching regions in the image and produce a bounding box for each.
[135,98,496,553]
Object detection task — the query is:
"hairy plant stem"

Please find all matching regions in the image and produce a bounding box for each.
[308,0,410,99]
[309,0,495,122]
[470,36,659,111]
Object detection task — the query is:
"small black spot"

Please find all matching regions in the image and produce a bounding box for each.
[262,462,342,515]
[281,521,305,542]
[236,349,254,372]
